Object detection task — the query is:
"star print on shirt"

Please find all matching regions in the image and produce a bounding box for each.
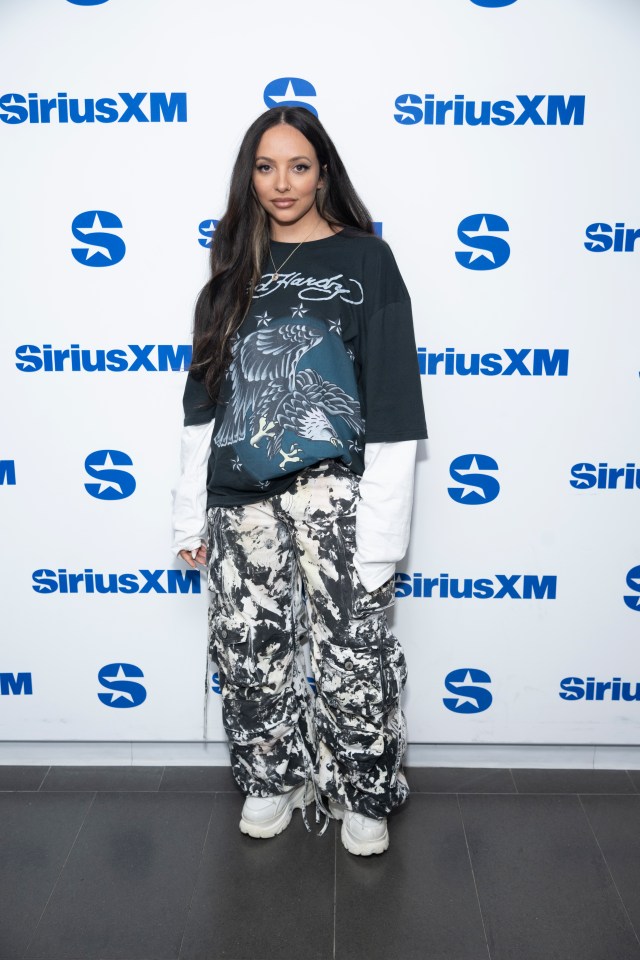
[348,440,363,454]
[328,317,342,335]
[231,456,243,472]
[255,311,272,327]
[290,305,308,318]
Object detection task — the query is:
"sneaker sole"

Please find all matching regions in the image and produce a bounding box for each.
[239,782,313,839]
[331,805,390,856]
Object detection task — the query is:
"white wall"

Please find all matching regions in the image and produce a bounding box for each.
[1,0,638,749]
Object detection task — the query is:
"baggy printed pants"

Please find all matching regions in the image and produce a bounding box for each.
[206,459,409,820]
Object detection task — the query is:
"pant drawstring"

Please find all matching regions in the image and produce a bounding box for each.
[203,634,210,741]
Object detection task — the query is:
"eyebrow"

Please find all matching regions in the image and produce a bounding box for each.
[255,155,312,163]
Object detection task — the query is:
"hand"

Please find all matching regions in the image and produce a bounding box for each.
[178,543,207,568]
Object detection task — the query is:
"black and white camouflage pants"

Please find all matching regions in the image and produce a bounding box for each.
[206,459,409,820]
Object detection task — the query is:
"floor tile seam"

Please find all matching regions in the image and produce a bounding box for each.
[623,769,639,792]
[448,790,640,796]
[412,789,640,796]
[576,793,640,949]
[156,764,167,791]
[3,787,240,794]
[20,789,98,958]
[411,789,518,795]
[455,794,493,960]
[35,764,51,791]
[177,791,218,960]
[26,787,239,794]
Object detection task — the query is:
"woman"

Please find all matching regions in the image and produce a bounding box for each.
[172,106,427,856]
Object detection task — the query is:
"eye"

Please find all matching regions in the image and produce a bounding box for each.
[255,163,271,173]
[293,163,310,173]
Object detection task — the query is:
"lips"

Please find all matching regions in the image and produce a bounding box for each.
[272,199,295,207]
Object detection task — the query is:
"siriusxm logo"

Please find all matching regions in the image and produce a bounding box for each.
[456,214,510,270]
[418,347,569,377]
[470,0,517,5]
[263,77,318,116]
[624,565,640,612]
[0,673,32,696]
[198,219,219,248]
[85,450,135,501]
[0,91,187,125]
[570,462,640,490]
[210,671,221,695]
[443,668,492,714]
[395,572,557,600]
[584,223,640,253]
[98,663,146,708]
[71,211,125,267]
[394,93,584,127]
[449,454,500,505]
[559,676,640,702]
[32,568,201,595]
[0,460,16,485]
[15,343,191,373]
[67,0,109,5]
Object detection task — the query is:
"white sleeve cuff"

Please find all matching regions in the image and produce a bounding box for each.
[171,420,215,556]
[354,440,417,592]
[353,558,396,594]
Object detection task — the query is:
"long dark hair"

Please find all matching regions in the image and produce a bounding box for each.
[190,106,374,401]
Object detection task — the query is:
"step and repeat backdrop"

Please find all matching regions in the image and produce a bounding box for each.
[1,0,638,747]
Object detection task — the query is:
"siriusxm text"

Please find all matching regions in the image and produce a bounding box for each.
[584,223,640,253]
[395,573,557,600]
[570,463,640,490]
[418,348,568,377]
[15,344,191,373]
[559,677,640,702]
[0,673,32,696]
[32,568,201,594]
[0,461,16,485]
[0,92,187,124]
[394,94,585,126]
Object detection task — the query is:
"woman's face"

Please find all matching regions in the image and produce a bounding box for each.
[252,123,324,235]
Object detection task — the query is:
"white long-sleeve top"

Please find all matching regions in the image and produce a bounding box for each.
[171,425,417,593]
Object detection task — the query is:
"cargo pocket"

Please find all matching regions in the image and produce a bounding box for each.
[318,638,384,719]
[207,608,254,683]
[378,628,407,708]
[335,515,395,619]
[317,610,407,720]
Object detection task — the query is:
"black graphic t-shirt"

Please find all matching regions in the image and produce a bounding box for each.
[183,226,428,506]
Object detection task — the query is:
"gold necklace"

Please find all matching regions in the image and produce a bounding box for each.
[269,220,323,280]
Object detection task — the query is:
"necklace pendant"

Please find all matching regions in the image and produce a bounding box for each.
[273,273,279,281]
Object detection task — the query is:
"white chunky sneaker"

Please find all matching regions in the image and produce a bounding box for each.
[329,801,389,856]
[239,781,313,838]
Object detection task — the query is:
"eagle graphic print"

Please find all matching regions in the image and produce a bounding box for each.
[213,310,365,484]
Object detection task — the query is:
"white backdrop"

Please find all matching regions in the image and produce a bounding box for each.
[1,0,639,749]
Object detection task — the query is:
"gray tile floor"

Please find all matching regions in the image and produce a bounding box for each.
[1,765,640,960]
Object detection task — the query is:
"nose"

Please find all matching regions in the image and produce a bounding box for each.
[274,168,291,193]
